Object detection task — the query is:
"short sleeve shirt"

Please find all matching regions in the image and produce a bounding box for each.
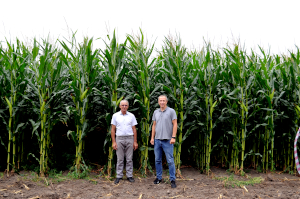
[152,107,177,139]
[111,111,138,136]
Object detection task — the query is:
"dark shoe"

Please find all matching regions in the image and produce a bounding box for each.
[127,177,135,182]
[171,180,177,188]
[114,178,122,184]
[153,178,162,184]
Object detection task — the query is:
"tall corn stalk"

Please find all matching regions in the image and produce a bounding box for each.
[224,45,253,173]
[255,48,277,172]
[27,39,69,176]
[94,31,127,176]
[60,37,99,173]
[160,37,195,176]
[193,46,221,174]
[126,29,156,175]
[0,40,28,176]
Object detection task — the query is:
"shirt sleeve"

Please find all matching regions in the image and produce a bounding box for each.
[152,110,156,121]
[171,109,177,120]
[111,114,117,125]
[132,115,138,126]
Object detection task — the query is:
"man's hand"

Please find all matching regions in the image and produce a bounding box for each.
[112,142,118,150]
[150,138,154,145]
[170,138,175,144]
[133,141,138,151]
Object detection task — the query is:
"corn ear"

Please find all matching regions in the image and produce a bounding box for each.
[80,88,89,101]
[40,101,45,114]
[212,100,218,108]
[5,97,12,116]
[210,100,218,114]
[241,102,248,112]
[295,105,300,113]
[116,96,124,106]
[269,89,275,101]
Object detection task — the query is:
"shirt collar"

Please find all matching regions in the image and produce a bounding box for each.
[119,111,128,115]
[159,106,168,112]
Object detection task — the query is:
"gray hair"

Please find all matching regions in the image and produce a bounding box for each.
[120,99,129,106]
[158,95,168,101]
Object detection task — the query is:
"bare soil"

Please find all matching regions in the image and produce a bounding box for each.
[1,167,300,199]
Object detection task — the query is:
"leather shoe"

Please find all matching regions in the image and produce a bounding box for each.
[171,180,177,188]
[114,178,122,184]
[127,177,135,182]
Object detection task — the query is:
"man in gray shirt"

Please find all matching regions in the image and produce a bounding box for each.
[150,95,177,188]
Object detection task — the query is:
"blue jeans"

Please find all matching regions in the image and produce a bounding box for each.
[154,139,176,181]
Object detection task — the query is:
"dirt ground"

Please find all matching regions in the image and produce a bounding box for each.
[1,167,300,199]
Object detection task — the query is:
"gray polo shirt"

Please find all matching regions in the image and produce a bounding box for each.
[152,107,177,139]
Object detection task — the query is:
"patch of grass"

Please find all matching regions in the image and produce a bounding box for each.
[48,169,63,178]
[0,172,3,178]
[86,177,98,184]
[48,169,68,184]
[67,165,92,179]
[67,170,87,179]
[214,174,263,188]
[256,165,263,173]
[30,171,42,182]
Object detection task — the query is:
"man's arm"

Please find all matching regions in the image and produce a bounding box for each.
[150,121,156,145]
[170,119,177,144]
[132,126,138,150]
[111,124,117,150]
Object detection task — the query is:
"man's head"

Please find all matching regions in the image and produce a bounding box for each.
[119,100,129,113]
[158,95,168,109]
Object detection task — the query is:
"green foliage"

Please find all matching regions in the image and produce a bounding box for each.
[67,165,91,179]
[214,174,263,188]
[0,31,300,176]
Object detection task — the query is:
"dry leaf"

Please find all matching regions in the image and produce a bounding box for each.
[169,195,183,198]
[29,196,39,199]
[0,189,7,191]
[23,184,30,190]
[67,193,71,198]
[107,193,112,196]
[139,194,143,199]
[241,185,248,192]
[14,190,21,194]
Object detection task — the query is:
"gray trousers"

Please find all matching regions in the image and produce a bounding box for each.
[116,135,134,178]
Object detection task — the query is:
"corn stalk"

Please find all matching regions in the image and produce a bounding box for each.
[60,37,99,173]
[126,29,157,175]
[0,40,28,176]
[26,39,69,176]
[94,31,127,177]
[160,36,195,176]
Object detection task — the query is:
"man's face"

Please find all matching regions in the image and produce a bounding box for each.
[119,101,129,112]
[158,96,168,108]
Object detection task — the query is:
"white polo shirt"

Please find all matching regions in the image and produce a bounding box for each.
[111,111,138,136]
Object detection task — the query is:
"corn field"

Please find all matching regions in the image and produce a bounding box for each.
[1,30,300,177]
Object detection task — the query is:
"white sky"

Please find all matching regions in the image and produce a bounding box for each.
[1,0,300,55]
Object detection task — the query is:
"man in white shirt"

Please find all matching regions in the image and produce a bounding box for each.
[111,100,138,184]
